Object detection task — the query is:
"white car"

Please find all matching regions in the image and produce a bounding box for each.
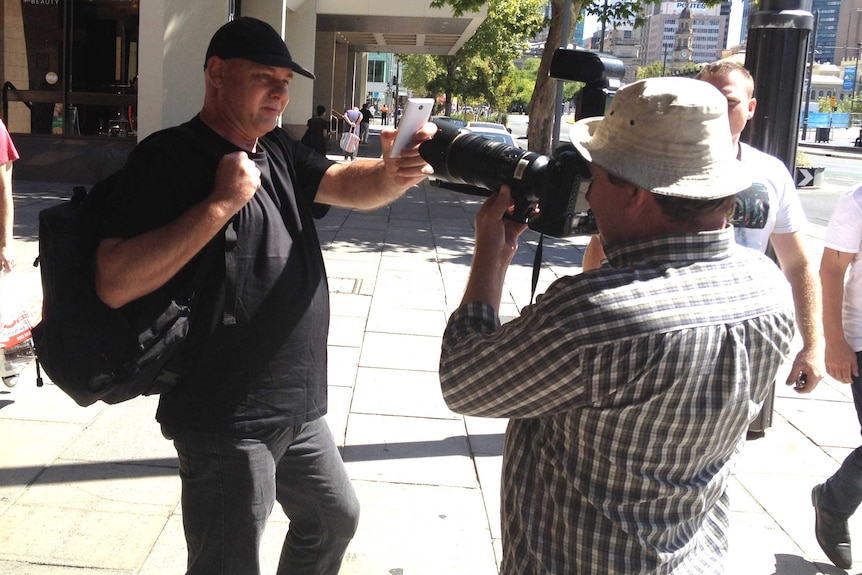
[468,126,518,148]
[466,121,510,133]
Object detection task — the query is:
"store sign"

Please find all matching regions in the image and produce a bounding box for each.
[22,0,61,5]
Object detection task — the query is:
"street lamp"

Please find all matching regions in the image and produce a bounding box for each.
[661,43,671,76]
[843,9,862,127]
[855,43,862,119]
[801,11,818,141]
[846,8,862,62]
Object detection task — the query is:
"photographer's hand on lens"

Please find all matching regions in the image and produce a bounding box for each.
[461,186,528,312]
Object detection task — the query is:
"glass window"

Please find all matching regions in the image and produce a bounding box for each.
[367,60,386,84]
[3,0,139,137]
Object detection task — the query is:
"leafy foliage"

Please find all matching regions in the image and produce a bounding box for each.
[403,0,545,115]
[637,61,666,79]
[526,0,719,153]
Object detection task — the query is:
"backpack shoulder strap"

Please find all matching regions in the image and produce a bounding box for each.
[145,119,238,326]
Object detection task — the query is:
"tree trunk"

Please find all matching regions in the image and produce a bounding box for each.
[445,60,456,116]
[527,0,581,155]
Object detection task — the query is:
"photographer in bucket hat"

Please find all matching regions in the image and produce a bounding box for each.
[439,77,795,573]
[95,16,434,575]
[585,64,824,402]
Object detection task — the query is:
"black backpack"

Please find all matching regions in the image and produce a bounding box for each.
[31,126,234,406]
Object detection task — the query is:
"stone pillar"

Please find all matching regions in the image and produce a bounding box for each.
[313,31,337,122]
[137,1,226,138]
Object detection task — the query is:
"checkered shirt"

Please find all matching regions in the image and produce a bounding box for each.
[439,227,794,574]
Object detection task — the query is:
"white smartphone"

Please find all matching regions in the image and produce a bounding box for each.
[389,98,434,158]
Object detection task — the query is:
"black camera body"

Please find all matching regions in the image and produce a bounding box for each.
[418,48,768,238]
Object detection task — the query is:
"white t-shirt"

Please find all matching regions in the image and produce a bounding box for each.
[734,143,808,253]
[823,185,862,350]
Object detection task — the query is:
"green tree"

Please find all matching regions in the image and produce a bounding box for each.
[818,96,852,114]
[525,0,719,153]
[637,61,665,79]
[433,0,720,152]
[416,0,545,116]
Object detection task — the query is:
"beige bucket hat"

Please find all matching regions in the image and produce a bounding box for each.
[569,77,752,200]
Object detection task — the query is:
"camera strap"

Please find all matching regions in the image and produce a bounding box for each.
[529,234,544,305]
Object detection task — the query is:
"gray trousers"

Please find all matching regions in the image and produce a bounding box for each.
[171,418,360,575]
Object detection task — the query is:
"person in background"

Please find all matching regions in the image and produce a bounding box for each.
[342,105,362,161]
[439,77,795,573]
[94,17,434,575]
[301,104,330,157]
[0,118,19,274]
[811,183,862,570]
[583,61,824,397]
[381,104,389,126]
[360,103,373,144]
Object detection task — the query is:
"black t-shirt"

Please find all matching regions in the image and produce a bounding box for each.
[100,116,335,437]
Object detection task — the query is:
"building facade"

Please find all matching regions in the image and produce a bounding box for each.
[640,1,726,70]
[812,0,842,63]
[0,0,484,182]
[837,0,862,65]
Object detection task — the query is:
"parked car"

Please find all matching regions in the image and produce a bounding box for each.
[466,121,512,133]
[468,125,518,146]
[431,116,467,128]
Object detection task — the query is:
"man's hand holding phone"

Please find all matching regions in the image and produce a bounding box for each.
[389,98,434,158]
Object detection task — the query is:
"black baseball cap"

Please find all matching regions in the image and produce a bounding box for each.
[205,17,315,79]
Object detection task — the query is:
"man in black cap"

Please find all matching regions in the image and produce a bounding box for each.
[94,16,434,575]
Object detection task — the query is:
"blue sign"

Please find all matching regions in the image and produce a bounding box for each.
[844,67,857,91]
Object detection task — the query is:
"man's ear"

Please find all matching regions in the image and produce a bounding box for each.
[629,186,649,209]
[747,96,757,121]
[630,187,663,221]
[205,57,225,87]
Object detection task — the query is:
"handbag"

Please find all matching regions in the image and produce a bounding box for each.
[340,131,359,154]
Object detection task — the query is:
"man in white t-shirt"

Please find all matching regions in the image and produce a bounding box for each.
[811,185,862,570]
[695,62,823,392]
[585,62,824,393]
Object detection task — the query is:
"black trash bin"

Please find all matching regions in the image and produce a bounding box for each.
[815,127,830,143]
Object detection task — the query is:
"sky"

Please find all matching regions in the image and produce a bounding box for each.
[582,0,745,50]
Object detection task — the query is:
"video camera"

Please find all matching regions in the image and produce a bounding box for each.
[418,48,768,238]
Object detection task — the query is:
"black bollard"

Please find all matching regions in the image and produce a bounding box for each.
[742,0,814,172]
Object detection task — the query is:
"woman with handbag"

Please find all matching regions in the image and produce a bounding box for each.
[341,105,362,161]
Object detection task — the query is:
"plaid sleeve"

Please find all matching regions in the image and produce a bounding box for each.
[440,298,589,419]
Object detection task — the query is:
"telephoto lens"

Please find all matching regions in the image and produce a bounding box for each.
[419,118,551,205]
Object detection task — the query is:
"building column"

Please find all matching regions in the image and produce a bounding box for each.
[284,0,317,138]
[137,1,227,138]
[313,31,337,123]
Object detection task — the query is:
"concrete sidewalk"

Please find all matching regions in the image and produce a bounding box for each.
[1,126,862,574]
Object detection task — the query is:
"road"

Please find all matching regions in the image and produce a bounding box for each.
[796,150,861,226]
